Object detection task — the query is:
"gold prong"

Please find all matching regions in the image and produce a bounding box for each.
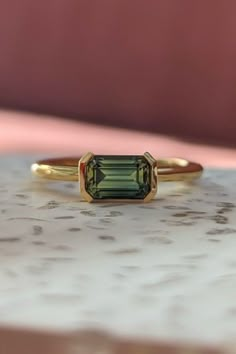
[78,152,95,202]
[143,152,158,202]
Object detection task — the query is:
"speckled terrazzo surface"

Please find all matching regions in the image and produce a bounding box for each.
[0,155,236,347]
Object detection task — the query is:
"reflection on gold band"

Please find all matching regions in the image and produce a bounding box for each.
[31,156,203,182]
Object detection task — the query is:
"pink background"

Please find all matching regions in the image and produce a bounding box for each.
[1,1,236,146]
[0,1,236,165]
[1,110,236,167]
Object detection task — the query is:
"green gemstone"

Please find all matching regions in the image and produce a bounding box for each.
[85,155,151,200]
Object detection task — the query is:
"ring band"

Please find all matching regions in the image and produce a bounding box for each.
[31,152,203,202]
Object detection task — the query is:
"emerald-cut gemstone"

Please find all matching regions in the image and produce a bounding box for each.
[85,155,151,200]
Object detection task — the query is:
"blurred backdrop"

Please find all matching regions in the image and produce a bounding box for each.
[0,0,236,147]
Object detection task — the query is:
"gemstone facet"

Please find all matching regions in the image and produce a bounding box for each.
[84,155,152,200]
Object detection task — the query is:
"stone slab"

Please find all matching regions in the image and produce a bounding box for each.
[0,155,236,353]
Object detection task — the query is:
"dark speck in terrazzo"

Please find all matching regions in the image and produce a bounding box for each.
[15,193,29,199]
[33,225,43,235]
[99,218,113,224]
[53,245,71,251]
[145,236,173,244]
[80,210,97,217]
[208,238,221,242]
[107,248,141,255]
[40,200,60,209]
[98,235,116,241]
[211,215,228,224]
[164,206,190,210]
[42,256,75,262]
[64,183,76,189]
[183,253,208,260]
[86,225,106,230]
[112,273,126,279]
[172,212,188,217]
[138,206,156,210]
[216,202,235,209]
[142,274,187,289]
[68,227,82,232]
[0,237,21,243]
[105,211,123,217]
[172,211,206,218]
[32,240,46,246]
[217,207,232,214]
[99,203,126,208]
[206,228,236,235]
[7,217,47,221]
[162,220,196,226]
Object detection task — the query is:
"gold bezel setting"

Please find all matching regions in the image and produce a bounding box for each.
[78,152,158,203]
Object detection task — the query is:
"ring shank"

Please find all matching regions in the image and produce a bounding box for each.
[31,157,203,182]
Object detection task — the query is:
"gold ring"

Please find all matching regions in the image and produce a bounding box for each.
[31,152,203,202]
